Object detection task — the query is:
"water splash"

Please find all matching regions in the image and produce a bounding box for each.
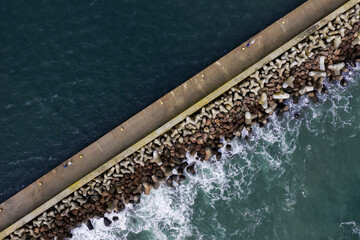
[71,68,360,240]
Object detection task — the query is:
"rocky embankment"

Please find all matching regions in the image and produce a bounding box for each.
[4,4,360,240]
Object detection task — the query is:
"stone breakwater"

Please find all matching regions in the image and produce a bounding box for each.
[4,4,360,240]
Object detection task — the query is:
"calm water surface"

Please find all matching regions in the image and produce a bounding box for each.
[0,0,304,203]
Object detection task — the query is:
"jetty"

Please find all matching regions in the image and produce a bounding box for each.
[0,0,359,239]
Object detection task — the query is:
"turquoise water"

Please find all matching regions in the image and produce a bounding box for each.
[71,69,360,239]
[0,0,305,203]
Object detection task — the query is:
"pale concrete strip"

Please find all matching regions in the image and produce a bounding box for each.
[0,0,357,238]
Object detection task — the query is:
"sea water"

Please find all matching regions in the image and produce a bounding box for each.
[3,0,360,239]
[0,0,306,203]
[71,68,360,239]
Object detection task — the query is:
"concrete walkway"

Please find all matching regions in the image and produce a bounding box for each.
[0,0,353,238]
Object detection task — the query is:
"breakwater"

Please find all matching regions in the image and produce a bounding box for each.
[1,0,359,239]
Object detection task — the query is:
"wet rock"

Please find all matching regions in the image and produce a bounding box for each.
[177,166,184,175]
[299,86,314,95]
[103,217,112,227]
[328,62,345,75]
[177,175,186,183]
[143,182,153,195]
[308,92,318,103]
[186,164,196,175]
[107,199,119,212]
[216,152,222,161]
[160,165,173,177]
[86,220,94,230]
[166,177,175,188]
[204,147,212,160]
[190,148,197,157]
[133,194,141,204]
[225,144,232,151]
[293,94,300,104]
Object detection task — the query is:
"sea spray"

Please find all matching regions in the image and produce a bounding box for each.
[71,69,360,239]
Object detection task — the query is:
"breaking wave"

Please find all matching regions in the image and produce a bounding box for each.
[71,65,360,240]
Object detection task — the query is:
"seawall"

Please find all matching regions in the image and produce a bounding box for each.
[1,0,359,239]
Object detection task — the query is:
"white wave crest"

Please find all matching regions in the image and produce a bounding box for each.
[71,68,360,240]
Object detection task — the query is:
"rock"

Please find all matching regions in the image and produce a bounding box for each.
[204,147,212,160]
[299,86,314,95]
[340,79,348,87]
[177,175,186,183]
[107,199,119,212]
[112,216,119,222]
[166,177,174,188]
[259,92,268,109]
[40,226,49,232]
[319,56,326,71]
[190,148,197,157]
[216,152,222,160]
[225,144,232,151]
[322,86,328,93]
[96,205,106,212]
[186,164,196,175]
[293,94,300,104]
[170,156,182,165]
[180,162,188,170]
[196,137,204,145]
[175,151,185,159]
[142,182,153,195]
[273,92,290,100]
[328,62,345,75]
[160,166,173,177]
[133,194,141,204]
[351,32,360,45]
[103,217,112,227]
[133,184,144,194]
[150,150,162,165]
[86,220,94,230]
[282,76,295,88]
[245,112,252,125]
[309,71,326,78]
[155,169,164,178]
[177,167,184,175]
[308,92,318,103]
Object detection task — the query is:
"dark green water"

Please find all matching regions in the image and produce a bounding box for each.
[0,0,305,203]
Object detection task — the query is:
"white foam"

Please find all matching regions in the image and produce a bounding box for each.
[340,221,360,237]
[71,68,360,239]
